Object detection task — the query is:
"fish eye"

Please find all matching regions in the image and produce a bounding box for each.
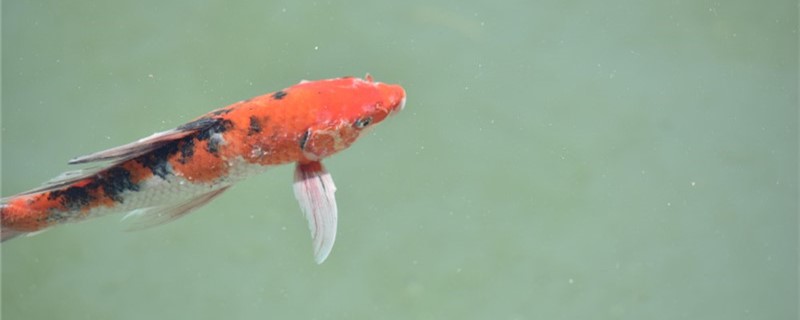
[354,117,373,129]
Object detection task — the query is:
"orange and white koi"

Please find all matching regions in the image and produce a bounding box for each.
[1,75,406,263]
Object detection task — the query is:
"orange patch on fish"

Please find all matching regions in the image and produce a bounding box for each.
[169,141,230,183]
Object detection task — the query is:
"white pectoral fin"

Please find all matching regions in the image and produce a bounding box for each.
[293,162,338,264]
[122,186,230,230]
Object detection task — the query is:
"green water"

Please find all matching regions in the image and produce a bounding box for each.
[2,1,797,319]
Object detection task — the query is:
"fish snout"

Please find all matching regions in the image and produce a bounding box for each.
[384,84,406,115]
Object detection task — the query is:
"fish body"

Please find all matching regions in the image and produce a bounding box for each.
[1,76,406,263]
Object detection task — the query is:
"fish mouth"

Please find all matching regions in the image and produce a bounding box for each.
[387,96,406,118]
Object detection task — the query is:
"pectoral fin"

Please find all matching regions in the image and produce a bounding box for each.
[293,161,338,264]
[122,186,230,230]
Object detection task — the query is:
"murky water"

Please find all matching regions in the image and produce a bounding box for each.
[2,1,797,319]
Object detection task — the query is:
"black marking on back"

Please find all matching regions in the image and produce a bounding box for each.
[48,186,95,211]
[195,118,233,140]
[178,138,195,164]
[126,117,234,177]
[248,116,262,135]
[135,141,180,179]
[195,118,234,155]
[272,90,287,100]
[299,129,311,151]
[98,167,140,203]
[46,166,141,211]
[207,136,222,154]
[177,117,218,131]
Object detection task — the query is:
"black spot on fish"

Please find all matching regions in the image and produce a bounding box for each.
[195,118,233,141]
[98,167,140,203]
[299,129,311,151]
[178,138,195,164]
[44,166,140,211]
[195,118,234,155]
[272,90,287,100]
[248,116,262,136]
[135,141,179,179]
[48,186,95,211]
[207,135,223,154]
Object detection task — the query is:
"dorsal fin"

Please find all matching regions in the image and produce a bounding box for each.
[68,117,219,165]
[15,166,110,195]
[10,117,220,196]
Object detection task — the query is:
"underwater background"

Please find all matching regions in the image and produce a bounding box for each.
[2,1,797,319]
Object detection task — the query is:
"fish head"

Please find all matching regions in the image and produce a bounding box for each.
[297,76,406,161]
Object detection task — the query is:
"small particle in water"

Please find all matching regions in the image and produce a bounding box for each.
[690,181,696,186]
[314,46,319,50]
[568,278,574,284]
[281,226,287,231]
[148,74,154,78]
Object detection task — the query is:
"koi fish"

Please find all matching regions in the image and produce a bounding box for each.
[1,75,406,263]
